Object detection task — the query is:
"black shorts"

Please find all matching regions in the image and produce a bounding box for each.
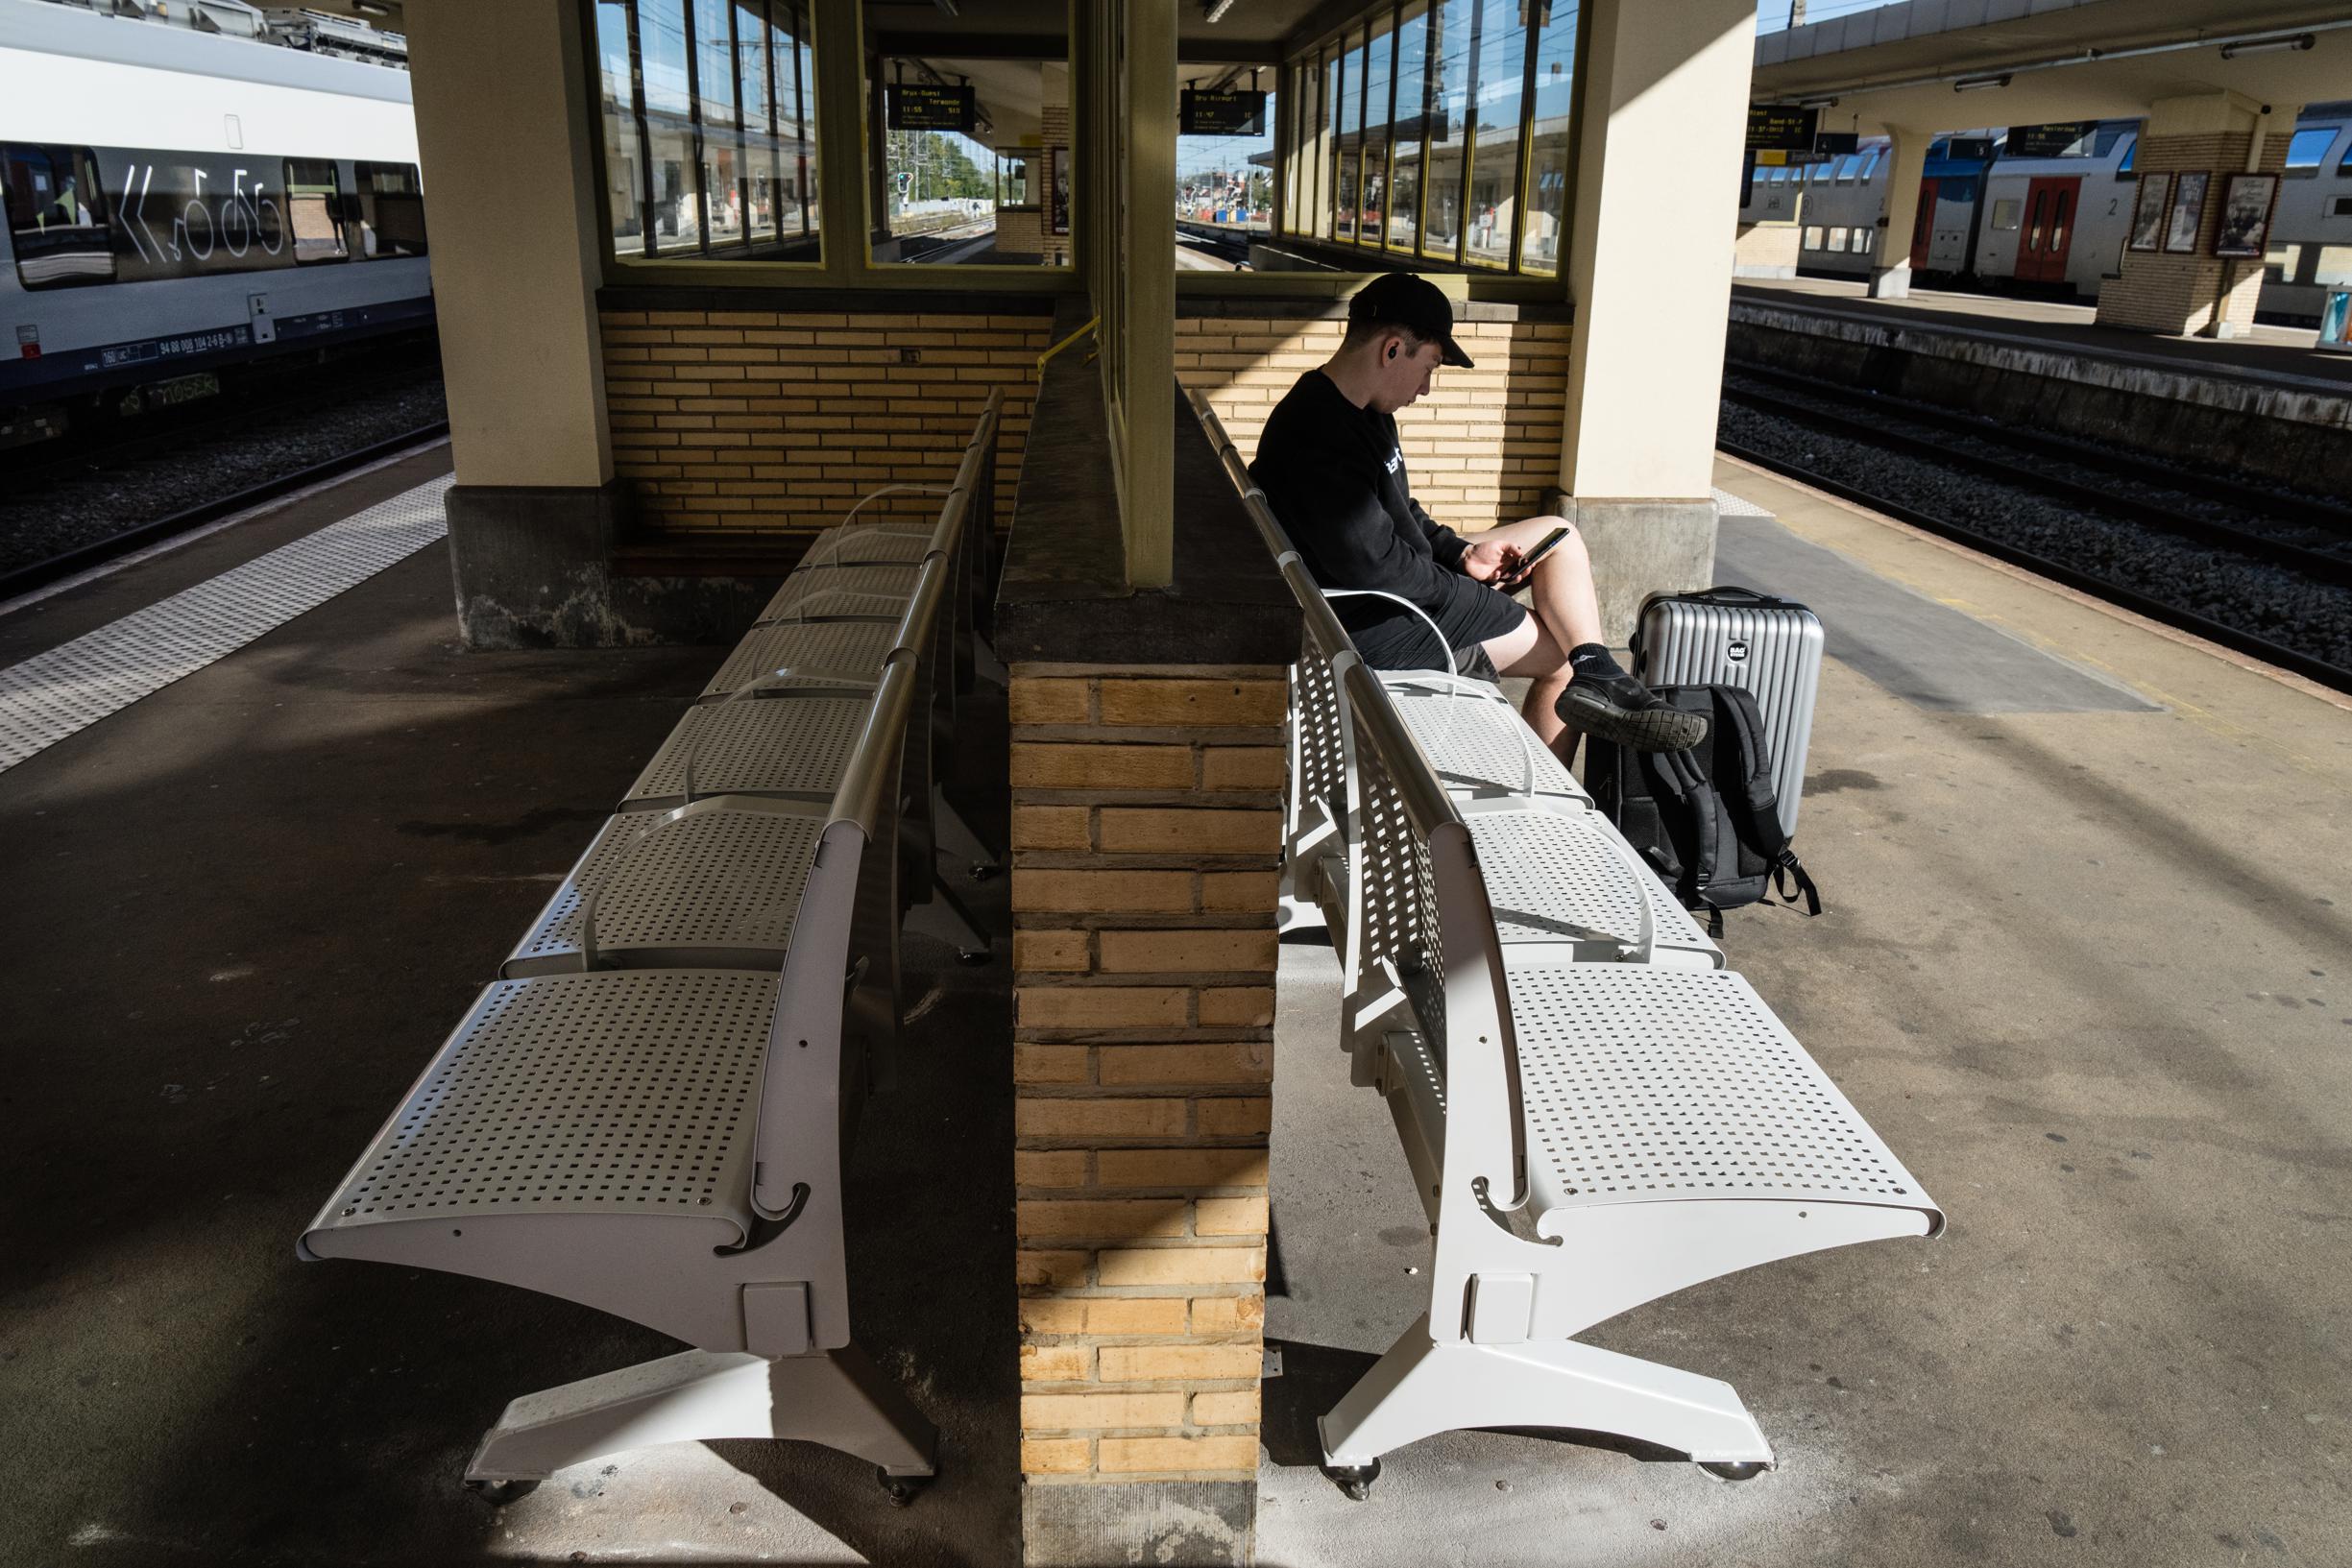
[1347,584,1526,680]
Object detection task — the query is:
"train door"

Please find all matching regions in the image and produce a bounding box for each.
[2016,176,2079,284]
[1908,178,1938,269]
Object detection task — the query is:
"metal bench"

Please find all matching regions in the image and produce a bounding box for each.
[297,405,1006,1506]
[1186,393,1940,1492]
[1315,655,1943,1493]
[301,619,944,1506]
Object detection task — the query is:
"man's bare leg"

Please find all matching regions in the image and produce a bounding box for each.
[1466,515,1606,757]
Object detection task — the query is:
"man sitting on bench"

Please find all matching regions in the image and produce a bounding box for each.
[1249,273,1705,760]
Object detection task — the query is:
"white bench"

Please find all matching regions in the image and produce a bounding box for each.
[1191,394,1942,1495]
[298,398,1003,1507]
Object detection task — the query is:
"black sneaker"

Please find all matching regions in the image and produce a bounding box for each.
[1556,669,1709,752]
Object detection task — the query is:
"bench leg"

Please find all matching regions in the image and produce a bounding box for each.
[1317,1315,1773,1472]
[465,1344,938,1485]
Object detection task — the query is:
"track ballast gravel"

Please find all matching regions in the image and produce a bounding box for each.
[1718,397,2352,676]
[0,370,447,578]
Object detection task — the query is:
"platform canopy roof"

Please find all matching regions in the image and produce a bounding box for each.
[1754,0,2352,135]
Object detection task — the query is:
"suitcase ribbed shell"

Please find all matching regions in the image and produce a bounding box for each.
[1636,592,1823,839]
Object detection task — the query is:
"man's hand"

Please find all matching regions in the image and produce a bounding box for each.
[1461,539,1523,586]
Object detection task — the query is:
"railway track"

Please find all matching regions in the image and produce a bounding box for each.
[1718,374,2352,693]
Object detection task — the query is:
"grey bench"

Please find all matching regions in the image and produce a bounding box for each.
[1191,394,1942,1494]
[298,398,1003,1506]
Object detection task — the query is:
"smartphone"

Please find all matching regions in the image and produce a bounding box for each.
[1499,526,1569,589]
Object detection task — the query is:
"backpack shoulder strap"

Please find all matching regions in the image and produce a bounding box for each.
[1711,687,1824,917]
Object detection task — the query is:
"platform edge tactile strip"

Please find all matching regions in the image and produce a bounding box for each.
[0,474,453,772]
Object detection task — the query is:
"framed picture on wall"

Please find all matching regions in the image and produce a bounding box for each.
[2214,173,2280,259]
[2128,173,2170,252]
[2164,171,2210,253]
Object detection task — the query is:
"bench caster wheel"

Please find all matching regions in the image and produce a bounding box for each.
[878,1467,934,1507]
[1700,1461,1766,1483]
[465,1478,539,1507]
[1326,1459,1379,1502]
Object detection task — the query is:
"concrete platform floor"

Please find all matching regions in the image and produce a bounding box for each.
[0,454,1021,1565]
[1736,275,2344,385]
[1253,456,2352,1566]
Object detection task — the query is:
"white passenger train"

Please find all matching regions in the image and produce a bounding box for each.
[0,0,431,441]
[1743,106,2352,322]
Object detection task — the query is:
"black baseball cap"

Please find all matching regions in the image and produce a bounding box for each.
[1347,272,1474,369]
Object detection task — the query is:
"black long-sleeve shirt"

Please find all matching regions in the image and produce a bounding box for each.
[1248,369,1510,646]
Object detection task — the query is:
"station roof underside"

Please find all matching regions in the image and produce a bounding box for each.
[1754,0,2352,134]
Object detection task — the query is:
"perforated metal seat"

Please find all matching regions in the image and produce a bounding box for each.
[624,693,874,809]
[1382,674,1588,803]
[703,620,899,699]
[759,563,923,622]
[1465,807,1721,969]
[504,801,826,977]
[1503,966,1941,1236]
[802,524,932,567]
[759,588,910,624]
[303,970,774,1254]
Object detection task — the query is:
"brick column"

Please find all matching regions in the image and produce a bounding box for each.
[1009,665,1285,1564]
[2096,96,2289,339]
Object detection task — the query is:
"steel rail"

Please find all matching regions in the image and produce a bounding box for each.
[0,421,450,601]
[1718,436,2352,696]
[1721,375,2352,589]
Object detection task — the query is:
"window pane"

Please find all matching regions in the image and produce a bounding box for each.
[1334,31,1363,240]
[285,157,347,262]
[1835,153,1861,181]
[4,143,115,287]
[1178,68,1274,241]
[876,54,1068,268]
[1386,2,1429,253]
[1463,0,1525,269]
[594,2,647,253]
[353,161,426,256]
[1802,225,1823,250]
[1360,12,1392,246]
[638,0,701,251]
[1518,0,1576,276]
[1420,0,1469,261]
[693,0,742,245]
[738,2,775,243]
[2286,127,2335,170]
[795,21,818,233]
[1827,225,1847,250]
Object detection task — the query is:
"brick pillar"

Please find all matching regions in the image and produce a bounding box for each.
[1008,665,1285,1565]
[2096,96,2289,338]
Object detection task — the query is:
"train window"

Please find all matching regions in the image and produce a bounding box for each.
[1769,165,1789,182]
[2115,135,2135,174]
[1826,226,1847,250]
[1990,199,2020,230]
[3,143,116,288]
[2337,196,2352,218]
[1803,226,1824,251]
[352,162,427,257]
[283,159,348,263]
[1835,154,1862,182]
[2286,127,2337,172]
[1850,227,1874,253]
[2316,245,2352,286]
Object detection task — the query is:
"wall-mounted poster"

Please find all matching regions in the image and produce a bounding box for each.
[2127,172,2170,252]
[2214,172,2280,259]
[1048,147,1070,236]
[2163,170,2210,253]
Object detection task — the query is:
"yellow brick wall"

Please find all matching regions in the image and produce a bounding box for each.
[598,308,1051,535]
[1177,313,1573,532]
[2096,132,2288,335]
[1009,667,1285,1486]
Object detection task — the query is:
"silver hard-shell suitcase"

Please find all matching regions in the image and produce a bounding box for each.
[1633,586,1822,839]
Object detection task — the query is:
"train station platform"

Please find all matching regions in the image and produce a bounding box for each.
[4,442,2349,1563]
[1735,276,2348,387]
[1729,277,2352,497]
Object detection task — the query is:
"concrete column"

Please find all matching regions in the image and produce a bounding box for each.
[1869,128,1928,299]
[1557,0,1757,640]
[402,1,634,647]
[2095,93,2283,340]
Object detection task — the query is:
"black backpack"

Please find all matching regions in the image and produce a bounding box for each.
[1587,685,1822,934]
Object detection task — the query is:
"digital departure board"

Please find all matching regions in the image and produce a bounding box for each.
[887,84,976,133]
[2005,122,2094,158]
[1181,89,1267,136]
[1746,105,1819,151]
